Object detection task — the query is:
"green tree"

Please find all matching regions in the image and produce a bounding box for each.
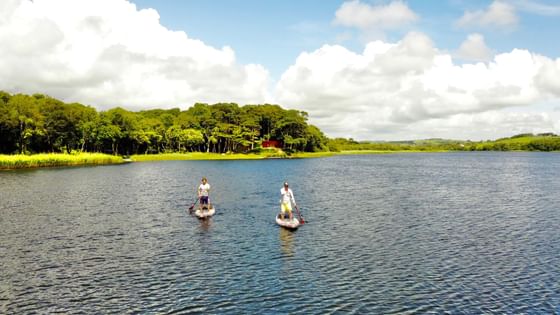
[7,94,44,154]
[96,117,122,154]
[304,125,328,152]
[185,103,217,152]
[0,91,339,155]
[0,92,17,153]
[104,108,140,155]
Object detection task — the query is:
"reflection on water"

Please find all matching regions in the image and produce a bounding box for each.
[1,153,560,313]
[197,216,213,232]
[279,228,295,258]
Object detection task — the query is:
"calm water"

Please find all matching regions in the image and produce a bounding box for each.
[1,152,560,314]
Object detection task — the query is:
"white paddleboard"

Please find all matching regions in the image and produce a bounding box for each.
[275,214,300,229]
[194,206,216,219]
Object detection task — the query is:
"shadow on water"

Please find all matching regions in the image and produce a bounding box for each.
[279,228,295,258]
[197,217,212,233]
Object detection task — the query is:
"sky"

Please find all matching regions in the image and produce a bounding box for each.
[1,0,560,141]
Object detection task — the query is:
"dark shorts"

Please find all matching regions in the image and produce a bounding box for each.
[200,196,209,204]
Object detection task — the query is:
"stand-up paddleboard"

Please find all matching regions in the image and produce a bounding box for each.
[275,214,300,229]
[194,206,216,219]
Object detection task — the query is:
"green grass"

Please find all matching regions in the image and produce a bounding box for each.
[489,136,543,146]
[496,135,556,144]
[131,149,451,162]
[132,149,340,161]
[131,152,273,161]
[290,152,336,158]
[338,150,410,154]
[337,149,449,154]
[0,153,124,170]
[466,135,560,151]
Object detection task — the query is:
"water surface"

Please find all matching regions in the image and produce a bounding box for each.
[1,152,559,313]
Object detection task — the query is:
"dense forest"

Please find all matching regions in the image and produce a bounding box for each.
[1,91,559,155]
[0,91,329,155]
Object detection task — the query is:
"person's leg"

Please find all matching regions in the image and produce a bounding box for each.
[287,203,293,220]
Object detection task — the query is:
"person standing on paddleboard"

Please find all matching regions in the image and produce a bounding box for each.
[280,182,296,221]
[198,177,211,210]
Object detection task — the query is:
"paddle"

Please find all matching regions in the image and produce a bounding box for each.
[188,197,199,212]
[294,204,305,224]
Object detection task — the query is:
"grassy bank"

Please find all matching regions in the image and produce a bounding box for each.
[336,150,449,154]
[291,152,336,158]
[131,150,345,161]
[132,152,266,161]
[0,153,124,170]
[464,134,560,151]
[131,150,425,161]
[0,148,480,170]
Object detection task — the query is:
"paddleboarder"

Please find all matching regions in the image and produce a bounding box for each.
[279,182,296,221]
[198,177,211,210]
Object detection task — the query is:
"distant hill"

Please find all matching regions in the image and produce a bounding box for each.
[465,133,560,151]
[366,138,465,145]
[329,133,560,152]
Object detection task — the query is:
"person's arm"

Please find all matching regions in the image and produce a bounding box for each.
[290,189,296,205]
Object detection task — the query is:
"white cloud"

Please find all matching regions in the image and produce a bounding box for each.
[513,0,560,16]
[347,110,557,141]
[535,57,560,96]
[456,33,494,62]
[456,1,518,30]
[0,0,272,109]
[1,0,559,141]
[276,32,560,140]
[404,111,558,141]
[334,0,418,31]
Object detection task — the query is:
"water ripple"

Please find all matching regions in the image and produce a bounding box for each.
[1,153,560,313]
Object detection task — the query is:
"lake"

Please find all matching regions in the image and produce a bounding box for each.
[1,152,559,314]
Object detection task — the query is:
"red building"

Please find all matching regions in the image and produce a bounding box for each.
[262,140,281,148]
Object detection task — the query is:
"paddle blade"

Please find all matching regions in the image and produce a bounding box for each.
[188,198,199,212]
[294,205,305,224]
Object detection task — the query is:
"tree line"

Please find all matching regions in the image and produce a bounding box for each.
[2,91,558,155]
[461,133,560,151]
[0,91,329,155]
[327,134,560,152]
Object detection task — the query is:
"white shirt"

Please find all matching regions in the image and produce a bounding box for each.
[280,188,295,204]
[198,183,210,196]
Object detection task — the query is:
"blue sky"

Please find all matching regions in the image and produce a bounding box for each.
[131,0,560,80]
[132,0,351,79]
[1,0,560,140]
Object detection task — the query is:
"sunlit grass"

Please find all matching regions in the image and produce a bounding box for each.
[0,153,124,169]
[0,149,452,169]
[337,149,449,154]
[495,136,550,144]
[131,149,449,162]
[131,149,337,161]
[131,152,269,161]
[290,152,336,158]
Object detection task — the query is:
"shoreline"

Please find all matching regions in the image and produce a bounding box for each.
[0,151,409,170]
[3,150,557,170]
[0,153,125,170]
